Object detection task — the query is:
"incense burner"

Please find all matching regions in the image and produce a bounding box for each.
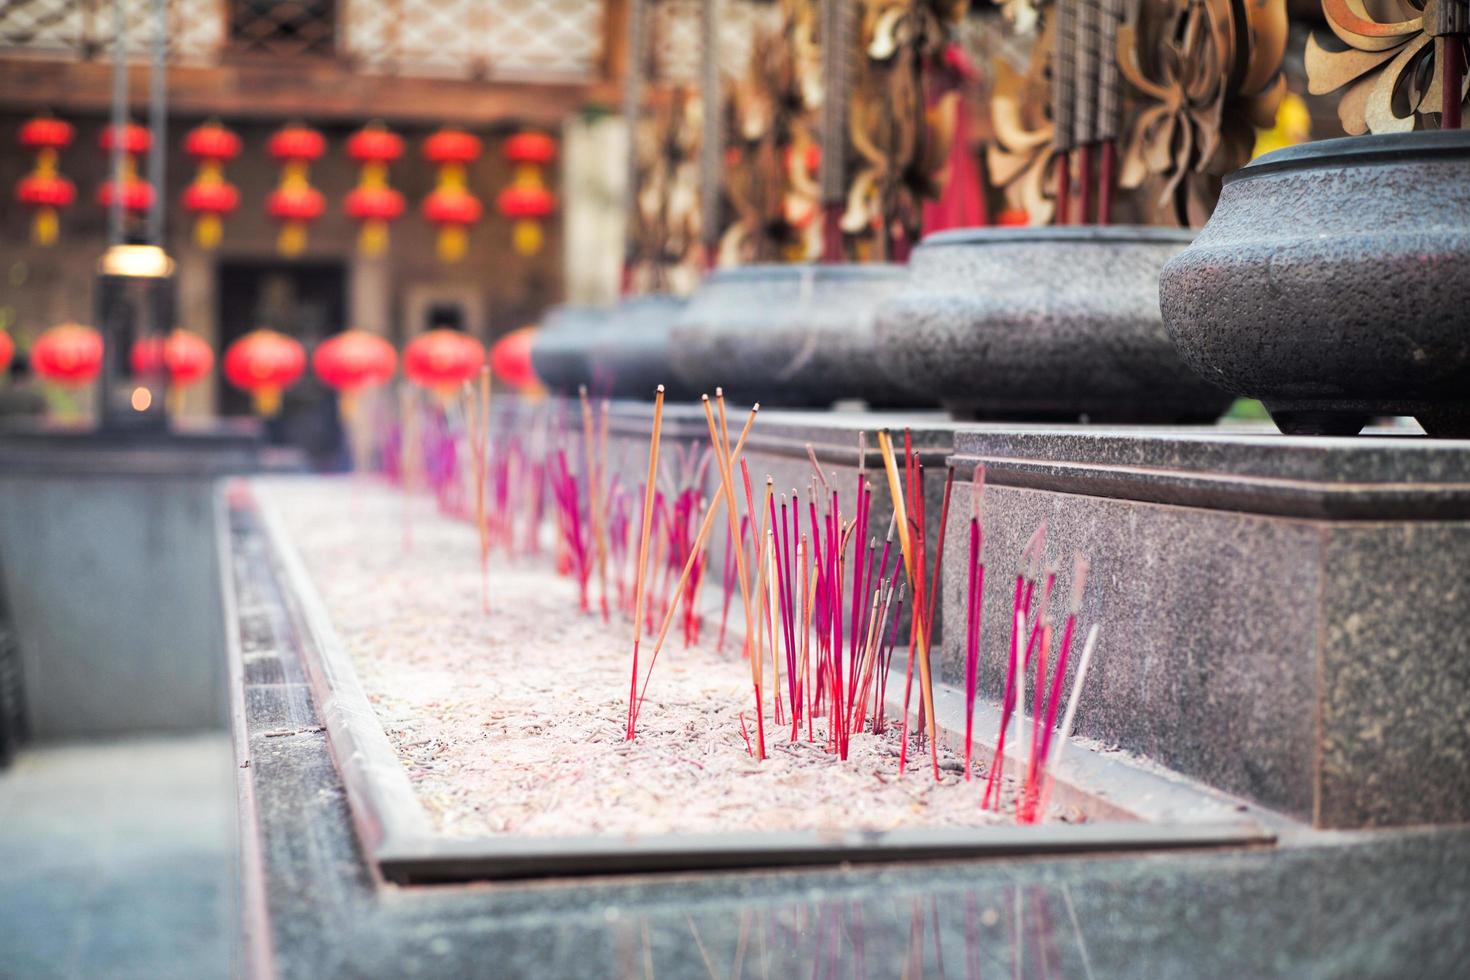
[669,265,910,408]
[529,305,608,395]
[586,295,694,401]
[871,227,1231,422]
[1159,131,1470,437]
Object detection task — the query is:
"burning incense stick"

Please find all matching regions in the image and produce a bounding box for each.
[876,429,939,779]
[625,385,666,741]
[1035,623,1101,818]
[579,386,611,622]
[705,391,765,759]
[963,464,987,779]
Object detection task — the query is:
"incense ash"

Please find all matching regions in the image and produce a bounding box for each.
[273,478,1052,838]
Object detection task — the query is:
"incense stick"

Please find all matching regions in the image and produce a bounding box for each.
[876,429,940,779]
[625,385,666,741]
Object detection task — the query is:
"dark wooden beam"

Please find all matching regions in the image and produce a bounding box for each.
[0,57,621,125]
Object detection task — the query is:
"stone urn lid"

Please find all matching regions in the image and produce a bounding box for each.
[873,225,1231,424]
[530,305,609,395]
[1160,129,1470,436]
[669,263,911,408]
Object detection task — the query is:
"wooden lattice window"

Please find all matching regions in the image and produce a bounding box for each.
[650,0,781,85]
[229,0,335,57]
[343,0,604,81]
[0,0,224,64]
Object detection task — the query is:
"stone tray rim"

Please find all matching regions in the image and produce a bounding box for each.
[1230,129,1470,186]
[920,225,1196,249]
[250,478,1276,886]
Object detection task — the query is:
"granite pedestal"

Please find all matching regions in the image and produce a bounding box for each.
[942,427,1470,829]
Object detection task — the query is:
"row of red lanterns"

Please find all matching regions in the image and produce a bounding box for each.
[1,324,537,414]
[14,117,558,262]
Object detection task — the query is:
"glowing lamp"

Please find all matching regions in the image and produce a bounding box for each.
[0,331,13,375]
[224,328,306,415]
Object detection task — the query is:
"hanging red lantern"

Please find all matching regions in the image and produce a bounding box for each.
[32,323,104,387]
[15,115,76,246]
[131,329,214,414]
[181,122,241,250]
[266,124,326,258]
[489,326,541,392]
[224,328,306,415]
[344,123,406,257]
[313,329,397,393]
[96,122,155,218]
[404,329,484,394]
[496,130,557,257]
[0,332,13,375]
[422,128,483,263]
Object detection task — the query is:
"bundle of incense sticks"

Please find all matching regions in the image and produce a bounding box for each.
[382,389,1107,823]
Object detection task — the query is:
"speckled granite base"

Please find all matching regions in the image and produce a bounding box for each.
[942,427,1470,829]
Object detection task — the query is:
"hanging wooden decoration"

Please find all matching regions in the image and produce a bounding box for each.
[719,0,824,265]
[266,123,327,257]
[842,0,969,260]
[1306,0,1469,134]
[1116,0,1287,226]
[181,121,242,250]
[16,115,76,246]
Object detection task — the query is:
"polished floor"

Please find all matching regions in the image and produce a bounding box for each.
[0,735,235,980]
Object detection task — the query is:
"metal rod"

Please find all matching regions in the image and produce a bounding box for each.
[108,0,127,245]
[621,0,649,289]
[147,0,167,245]
[699,0,722,264]
[1444,37,1464,130]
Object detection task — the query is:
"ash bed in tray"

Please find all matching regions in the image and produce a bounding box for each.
[251,478,1274,884]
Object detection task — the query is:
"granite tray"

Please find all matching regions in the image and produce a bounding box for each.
[236,481,1278,885]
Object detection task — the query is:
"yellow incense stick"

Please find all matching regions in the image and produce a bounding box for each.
[877,429,939,776]
[626,386,665,739]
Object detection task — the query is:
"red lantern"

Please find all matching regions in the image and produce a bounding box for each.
[266,124,326,257]
[131,329,214,414]
[344,123,406,257]
[496,130,557,257]
[32,323,103,387]
[224,329,306,416]
[96,123,154,218]
[404,329,485,394]
[313,329,397,392]
[489,326,541,392]
[181,122,241,250]
[131,329,214,387]
[16,115,76,245]
[0,331,13,375]
[422,128,483,263]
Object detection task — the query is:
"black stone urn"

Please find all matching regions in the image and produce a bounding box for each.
[668,264,911,408]
[587,295,694,401]
[530,305,608,395]
[1160,131,1470,437]
[872,227,1232,422]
